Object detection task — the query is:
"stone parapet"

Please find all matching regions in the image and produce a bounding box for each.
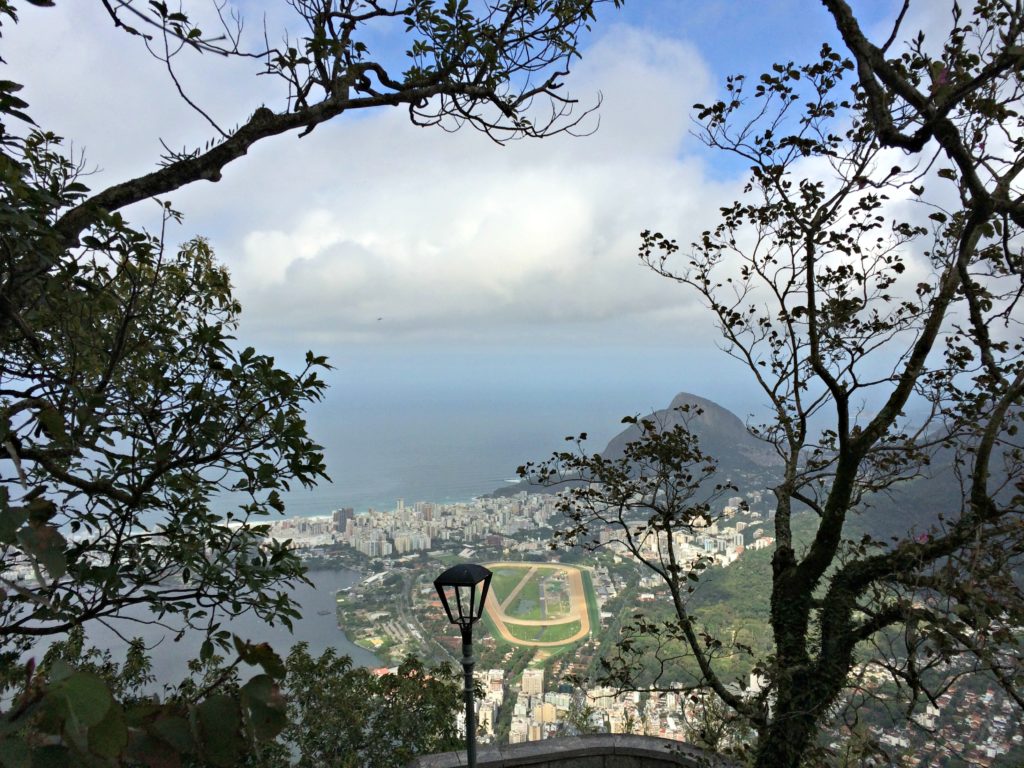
[407,735,740,768]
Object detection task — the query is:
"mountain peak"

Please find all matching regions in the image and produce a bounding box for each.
[602,392,781,471]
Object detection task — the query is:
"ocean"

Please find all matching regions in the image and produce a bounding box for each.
[251,362,710,518]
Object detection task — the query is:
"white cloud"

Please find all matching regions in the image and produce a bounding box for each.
[205,25,731,344]
[6,3,276,188]
[6,8,739,348]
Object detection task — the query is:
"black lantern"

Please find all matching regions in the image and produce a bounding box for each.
[433,562,492,637]
[434,562,491,768]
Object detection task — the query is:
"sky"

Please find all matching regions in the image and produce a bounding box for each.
[4,1,947,510]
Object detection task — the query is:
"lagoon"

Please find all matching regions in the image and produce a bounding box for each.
[34,568,381,687]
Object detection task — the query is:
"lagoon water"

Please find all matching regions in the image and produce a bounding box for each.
[41,569,381,686]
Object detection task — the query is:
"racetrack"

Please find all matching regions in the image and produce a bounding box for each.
[484,563,591,647]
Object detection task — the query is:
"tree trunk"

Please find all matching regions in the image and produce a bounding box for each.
[752,666,840,768]
[752,707,820,768]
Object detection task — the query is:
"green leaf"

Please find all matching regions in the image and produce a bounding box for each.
[47,659,74,684]
[17,523,67,580]
[88,701,128,758]
[23,746,68,768]
[149,715,193,755]
[57,672,113,728]
[241,675,287,740]
[0,736,30,768]
[35,403,68,442]
[126,730,183,768]
[195,695,242,768]
[0,503,28,544]
[235,638,286,679]
[25,497,56,525]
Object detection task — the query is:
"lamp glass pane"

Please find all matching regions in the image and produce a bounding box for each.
[455,584,468,622]
[438,583,457,624]
[434,563,492,628]
[476,576,491,620]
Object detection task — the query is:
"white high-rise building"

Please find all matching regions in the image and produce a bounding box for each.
[521,668,544,697]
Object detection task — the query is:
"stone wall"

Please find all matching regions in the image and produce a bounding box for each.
[408,734,740,768]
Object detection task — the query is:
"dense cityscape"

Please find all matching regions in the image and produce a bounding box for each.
[266,491,775,563]
[267,493,1024,766]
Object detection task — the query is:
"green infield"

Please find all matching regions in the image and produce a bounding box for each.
[505,619,582,644]
[487,568,525,605]
[508,575,543,620]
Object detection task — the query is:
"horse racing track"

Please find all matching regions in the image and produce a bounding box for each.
[483,562,594,647]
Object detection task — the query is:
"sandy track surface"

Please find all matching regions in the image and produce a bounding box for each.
[483,563,591,647]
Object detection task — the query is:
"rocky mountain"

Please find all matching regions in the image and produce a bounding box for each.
[583,393,964,543]
[489,392,781,499]
[491,391,963,546]
[600,392,782,474]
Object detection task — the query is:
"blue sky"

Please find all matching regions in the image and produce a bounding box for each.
[5,1,943,505]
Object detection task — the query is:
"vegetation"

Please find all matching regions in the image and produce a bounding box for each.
[579,569,601,633]
[534,2,1024,766]
[559,688,600,736]
[31,636,460,768]
[0,92,321,768]
[262,644,462,768]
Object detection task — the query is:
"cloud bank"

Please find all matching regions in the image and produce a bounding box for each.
[8,7,741,349]
[218,26,732,344]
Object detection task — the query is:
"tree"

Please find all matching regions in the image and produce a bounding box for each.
[532,2,1024,766]
[559,686,600,735]
[18,635,461,768]
[263,643,461,768]
[0,125,317,764]
[40,0,623,251]
[0,129,327,650]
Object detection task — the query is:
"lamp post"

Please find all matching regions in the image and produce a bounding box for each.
[433,563,492,768]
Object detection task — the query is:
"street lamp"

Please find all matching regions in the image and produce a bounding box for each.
[434,563,492,768]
